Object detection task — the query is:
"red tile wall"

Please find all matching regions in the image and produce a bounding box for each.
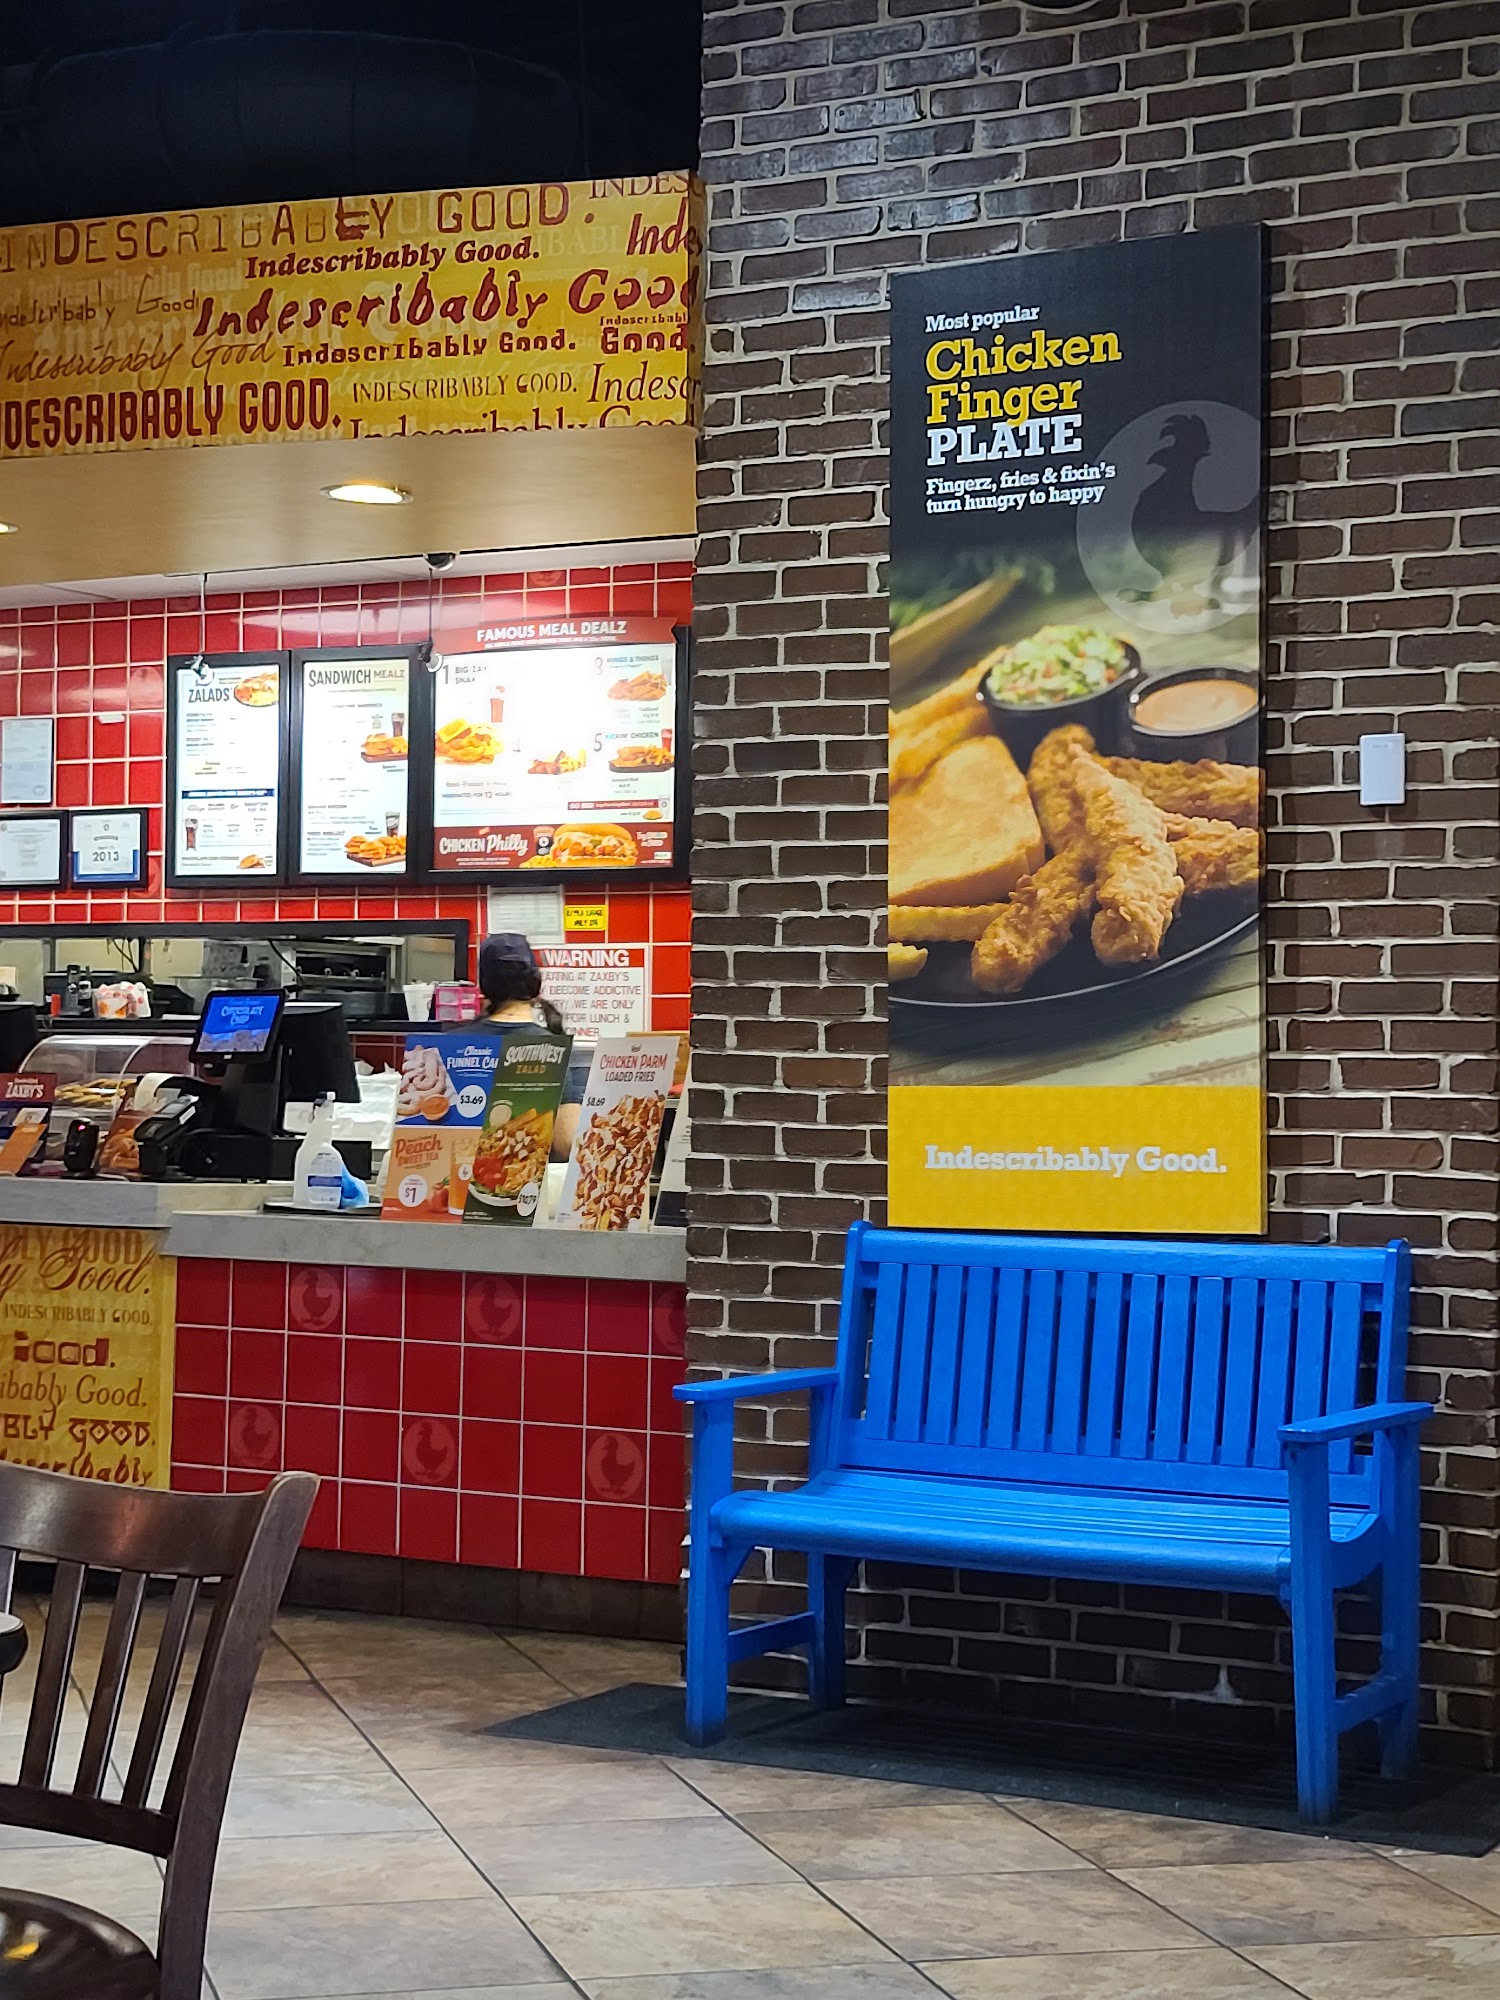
[0,562,694,1031]
[173,1258,687,1585]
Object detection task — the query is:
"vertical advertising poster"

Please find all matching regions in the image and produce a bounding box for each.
[463,1027,573,1226]
[428,623,679,874]
[0,1226,176,1487]
[382,1031,501,1222]
[553,1035,678,1232]
[295,653,411,876]
[169,655,282,881]
[887,230,1265,1236]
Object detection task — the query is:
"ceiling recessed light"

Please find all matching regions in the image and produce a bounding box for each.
[322,482,411,506]
[0,522,17,535]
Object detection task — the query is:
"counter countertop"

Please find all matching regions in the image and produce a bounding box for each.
[0,1178,266,1229]
[164,1210,687,1281]
[0,1176,685,1283]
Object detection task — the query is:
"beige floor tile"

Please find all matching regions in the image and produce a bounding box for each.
[1384,1848,1500,1920]
[219,1763,436,1841]
[503,1633,681,1694]
[0,1839,162,1916]
[738,1800,1087,1881]
[668,1760,974,1817]
[823,1869,1204,1962]
[208,1829,489,1911]
[1007,1801,1356,1869]
[925,1945,1291,1998]
[275,1611,533,1683]
[459,1813,798,1895]
[1116,1852,1500,1948]
[206,1895,562,1998]
[324,1673,568,1733]
[1246,1935,1500,1998]
[582,1969,936,1999]
[410,1757,716,1829]
[510,1882,896,1982]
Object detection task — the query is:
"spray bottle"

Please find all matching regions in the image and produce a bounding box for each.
[293,1093,343,1210]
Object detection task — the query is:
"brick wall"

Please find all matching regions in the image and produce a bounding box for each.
[689,0,1500,1757]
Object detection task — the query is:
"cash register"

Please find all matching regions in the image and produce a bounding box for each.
[136,990,366,1181]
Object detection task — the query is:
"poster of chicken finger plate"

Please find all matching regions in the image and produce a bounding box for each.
[887,228,1266,1235]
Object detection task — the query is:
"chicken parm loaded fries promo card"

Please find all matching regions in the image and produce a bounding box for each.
[552,1035,679,1233]
[886,230,1267,1237]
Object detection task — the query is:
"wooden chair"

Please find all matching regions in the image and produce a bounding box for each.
[0,1463,315,1999]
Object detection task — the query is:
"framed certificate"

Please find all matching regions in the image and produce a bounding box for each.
[0,811,66,889]
[70,807,147,887]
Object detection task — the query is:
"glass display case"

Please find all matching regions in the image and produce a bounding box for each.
[21,1030,194,1144]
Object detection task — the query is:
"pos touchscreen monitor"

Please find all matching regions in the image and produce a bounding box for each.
[192,989,284,1065]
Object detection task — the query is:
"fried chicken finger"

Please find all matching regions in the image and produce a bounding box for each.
[1071,750,1184,965]
[1025,723,1095,851]
[1103,756,1261,828]
[1165,814,1263,897]
[970,849,1096,995]
[888,944,928,982]
[889,902,1009,943]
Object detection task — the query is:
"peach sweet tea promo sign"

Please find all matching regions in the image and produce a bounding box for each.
[0,174,700,452]
[0,1227,176,1486]
[886,230,1266,1235]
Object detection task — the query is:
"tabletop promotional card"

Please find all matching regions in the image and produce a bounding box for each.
[381,1030,502,1223]
[0,1073,56,1175]
[553,1035,679,1232]
[462,1027,574,1228]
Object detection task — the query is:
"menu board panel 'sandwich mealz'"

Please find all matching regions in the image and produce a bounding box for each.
[887,230,1266,1236]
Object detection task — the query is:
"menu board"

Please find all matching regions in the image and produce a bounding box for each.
[169,655,282,881]
[429,632,679,875]
[294,653,411,878]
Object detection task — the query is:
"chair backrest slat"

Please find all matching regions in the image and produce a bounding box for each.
[121,1576,200,1813]
[20,1559,85,1788]
[75,1570,148,1800]
[837,1228,1410,1501]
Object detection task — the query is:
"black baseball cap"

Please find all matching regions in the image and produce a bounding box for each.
[478,933,539,984]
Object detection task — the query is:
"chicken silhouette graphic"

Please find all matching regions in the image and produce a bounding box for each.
[1126,412,1258,615]
[231,1403,278,1467]
[589,1431,644,1501]
[404,1419,457,1483]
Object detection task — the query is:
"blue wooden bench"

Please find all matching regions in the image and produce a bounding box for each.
[676,1225,1428,1822]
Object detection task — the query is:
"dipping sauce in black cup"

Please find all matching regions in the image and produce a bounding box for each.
[1124,665,1261,764]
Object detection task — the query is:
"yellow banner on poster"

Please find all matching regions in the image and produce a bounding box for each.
[889,1085,1266,1235]
[0,1227,176,1487]
[0,174,700,456]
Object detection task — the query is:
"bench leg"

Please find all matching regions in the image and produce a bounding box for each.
[808,1555,854,1711]
[684,1544,738,1747]
[1289,1579,1339,1824]
[1378,1430,1421,1779]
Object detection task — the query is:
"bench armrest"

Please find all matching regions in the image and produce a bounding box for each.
[1279,1401,1431,1448]
[674,1368,841,1407]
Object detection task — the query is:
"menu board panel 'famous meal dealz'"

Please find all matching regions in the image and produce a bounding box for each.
[887,229,1266,1237]
[429,622,679,875]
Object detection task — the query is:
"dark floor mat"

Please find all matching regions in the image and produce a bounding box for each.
[491,1682,1500,1855]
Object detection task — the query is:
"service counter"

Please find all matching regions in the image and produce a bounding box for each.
[0,1179,688,1591]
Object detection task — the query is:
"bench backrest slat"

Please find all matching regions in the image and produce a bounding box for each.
[833,1228,1409,1504]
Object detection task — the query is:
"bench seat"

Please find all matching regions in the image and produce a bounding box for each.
[677,1226,1429,1823]
[714,1468,1381,1594]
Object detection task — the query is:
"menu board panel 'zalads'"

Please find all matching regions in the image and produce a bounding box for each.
[430,623,679,875]
[295,653,411,878]
[169,655,282,881]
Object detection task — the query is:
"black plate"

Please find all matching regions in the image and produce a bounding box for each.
[891,902,1258,1046]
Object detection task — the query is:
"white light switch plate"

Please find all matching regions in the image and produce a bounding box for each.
[1358,731,1406,807]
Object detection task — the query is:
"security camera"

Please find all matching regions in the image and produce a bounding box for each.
[424,552,458,572]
